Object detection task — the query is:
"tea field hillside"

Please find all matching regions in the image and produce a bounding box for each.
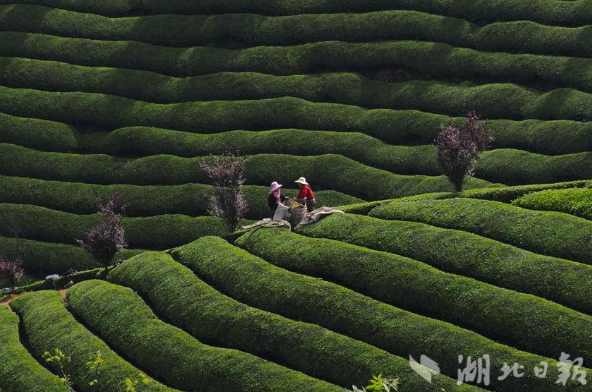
[1,0,592,391]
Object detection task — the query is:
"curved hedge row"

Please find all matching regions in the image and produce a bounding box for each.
[3,5,592,59]
[108,251,469,389]
[369,198,592,264]
[0,87,589,155]
[0,306,67,392]
[7,33,592,95]
[513,188,592,219]
[171,236,582,391]
[0,203,232,250]
[6,54,592,121]
[236,228,592,359]
[68,280,342,391]
[9,290,178,392]
[477,149,592,185]
[3,118,590,184]
[460,180,590,202]
[0,0,591,26]
[0,235,143,276]
[0,144,494,200]
[294,212,592,314]
[0,176,361,218]
[338,181,590,215]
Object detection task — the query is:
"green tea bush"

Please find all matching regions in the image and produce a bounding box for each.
[237,228,592,360]
[0,203,230,249]
[0,235,142,276]
[7,40,592,95]
[0,86,589,154]
[0,306,67,392]
[9,290,177,392]
[0,0,590,26]
[171,236,578,391]
[295,213,592,316]
[513,188,592,219]
[5,55,592,121]
[369,198,592,264]
[108,251,467,389]
[68,280,343,391]
[4,121,588,184]
[0,176,360,218]
[0,144,493,200]
[3,5,592,58]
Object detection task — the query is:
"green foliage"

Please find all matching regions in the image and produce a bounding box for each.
[0,144,494,200]
[0,175,360,219]
[513,188,592,219]
[0,306,67,392]
[172,236,576,391]
[4,4,592,60]
[9,290,175,392]
[0,235,142,277]
[0,0,590,25]
[295,213,592,315]
[369,197,592,264]
[0,203,231,250]
[2,112,589,184]
[6,55,592,121]
[108,251,466,389]
[67,280,343,392]
[0,83,589,155]
[237,227,592,361]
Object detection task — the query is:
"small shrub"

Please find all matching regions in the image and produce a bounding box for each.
[434,111,493,191]
[197,152,249,232]
[76,191,128,275]
[0,256,24,291]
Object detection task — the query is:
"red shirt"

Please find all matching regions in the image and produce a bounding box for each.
[296,185,315,199]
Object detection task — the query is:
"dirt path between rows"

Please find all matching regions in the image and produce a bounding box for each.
[1,289,69,309]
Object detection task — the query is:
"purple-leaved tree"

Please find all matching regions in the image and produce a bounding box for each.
[434,111,494,192]
[0,256,24,292]
[77,191,127,275]
[198,152,249,232]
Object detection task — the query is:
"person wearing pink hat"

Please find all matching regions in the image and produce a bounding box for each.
[268,181,289,217]
[294,177,316,212]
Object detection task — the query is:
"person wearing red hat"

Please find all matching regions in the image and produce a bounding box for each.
[294,177,316,212]
[268,181,289,217]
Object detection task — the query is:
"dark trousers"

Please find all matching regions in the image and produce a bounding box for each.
[306,198,316,213]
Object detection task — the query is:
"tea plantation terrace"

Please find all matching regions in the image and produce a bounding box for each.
[1,0,592,278]
[4,191,592,390]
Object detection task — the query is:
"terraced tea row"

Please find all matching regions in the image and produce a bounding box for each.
[0,306,67,392]
[0,235,143,275]
[1,0,591,26]
[3,112,590,163]
[0,203,232,249]
[3,118,588,185]
[9,290,178,392]
[513,188,592,219]
[4,4,592,59]
[0,176,360,217]
[294,212,592,315]
[5,222,592,391]
[107,251,465,389]
[370,198,592,264]
[68,281,342,391]
[8,55,592,121]
[171,236,584,391]
[7,33,592,93]
[1,87,589,154]
[236,228,592,359]
[1,144,494,200]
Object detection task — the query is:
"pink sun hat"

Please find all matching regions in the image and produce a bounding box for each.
[269,181,283,194]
